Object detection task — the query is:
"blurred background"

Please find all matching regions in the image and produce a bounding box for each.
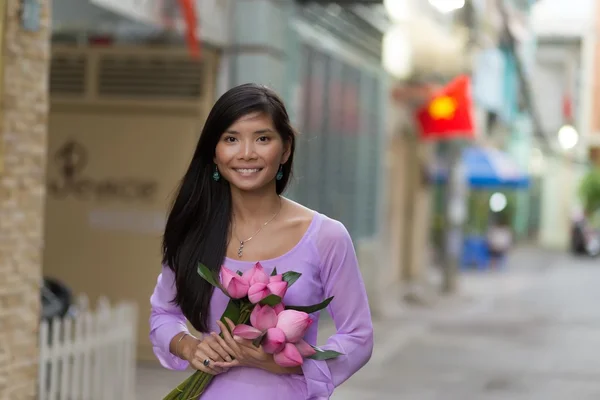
[2,0,600,399]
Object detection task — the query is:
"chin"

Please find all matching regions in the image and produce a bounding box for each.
[228,179,274,193]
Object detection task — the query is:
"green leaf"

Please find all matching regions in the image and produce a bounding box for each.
[259,294,282,306]
[219,300,241,330]
[270,267,278,277]
[197,263,223,290]
[282,271,301,288]
[285,296,333,314]
[307,347,343,361]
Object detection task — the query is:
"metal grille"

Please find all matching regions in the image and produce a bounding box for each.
[50,54,86,95]
[97,55,204,99]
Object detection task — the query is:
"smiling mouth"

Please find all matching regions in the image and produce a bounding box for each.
[233,168,263,175]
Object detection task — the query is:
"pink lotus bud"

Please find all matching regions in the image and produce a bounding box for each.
[294,339,316,358]
[221,266,249,299]
[273,343,304,367]
[269,274,283,283]
[276,310,313,343]
[250,304,277,331]
[262,327,286,354]
[273,303,285,315]
[232,324,262,340]
[242,262,270,286]
[267,281,288,299]
[248,283,271,304]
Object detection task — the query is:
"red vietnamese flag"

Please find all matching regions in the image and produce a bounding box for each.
[415,75,475,140]
[178,0,201,60]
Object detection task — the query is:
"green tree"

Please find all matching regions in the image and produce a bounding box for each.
[579,168,600,215]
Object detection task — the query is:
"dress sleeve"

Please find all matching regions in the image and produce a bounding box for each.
[149,265,191,371]
[301,218,374,399]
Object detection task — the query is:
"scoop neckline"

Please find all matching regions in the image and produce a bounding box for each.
[224,211,320,265]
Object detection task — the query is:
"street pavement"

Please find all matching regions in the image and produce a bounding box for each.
[331,247,600,400]
[136,247,600,399]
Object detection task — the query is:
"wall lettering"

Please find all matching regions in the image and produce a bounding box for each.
[48,140,158,202]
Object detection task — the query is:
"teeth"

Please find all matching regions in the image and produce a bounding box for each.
[235,168,260,173]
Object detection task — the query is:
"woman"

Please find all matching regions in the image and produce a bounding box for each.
[149,83,373,399]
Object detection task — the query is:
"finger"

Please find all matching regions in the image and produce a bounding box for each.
[234,336,256,349]
[214,360,240,369]
[211,332,236,361]
[208,332,234,362]
[217,321,241,353]
[234,336,263,358]
[190,354,224,375]
[199,339,225,362]
[218,320,235,342]
[224,317,236,332]
[194,348,225,375]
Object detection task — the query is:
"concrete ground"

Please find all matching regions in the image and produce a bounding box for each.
[137,248,600,399]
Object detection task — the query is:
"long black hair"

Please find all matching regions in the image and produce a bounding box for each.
[162,83,296,332]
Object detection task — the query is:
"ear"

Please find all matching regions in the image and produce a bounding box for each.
[280,138,292,165]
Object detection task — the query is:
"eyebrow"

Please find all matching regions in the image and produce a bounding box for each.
[225,129,275,134]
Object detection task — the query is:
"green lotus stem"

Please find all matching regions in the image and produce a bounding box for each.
[163,373,197,400]
[181,371,210,399]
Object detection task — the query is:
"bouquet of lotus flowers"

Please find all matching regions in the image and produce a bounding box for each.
[162,262,342,399]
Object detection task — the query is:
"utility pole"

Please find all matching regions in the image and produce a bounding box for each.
[440,0,476,294]
[441,141,468,294]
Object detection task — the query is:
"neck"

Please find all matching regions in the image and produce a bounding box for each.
[230,185,281,228]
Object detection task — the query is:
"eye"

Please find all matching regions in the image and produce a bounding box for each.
[223,136,237,143]
[257,136,270,143]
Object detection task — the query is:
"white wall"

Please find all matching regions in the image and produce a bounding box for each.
[532,43,581,135]
[531,0,595,37]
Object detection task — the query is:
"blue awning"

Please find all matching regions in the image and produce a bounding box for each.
[433,146,530,189]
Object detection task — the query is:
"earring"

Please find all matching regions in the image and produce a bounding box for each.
[212,166,220,182]
[276,165,284,181]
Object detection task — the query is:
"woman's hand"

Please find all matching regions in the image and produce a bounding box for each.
[181,333,233,375]
[211,318,271,371]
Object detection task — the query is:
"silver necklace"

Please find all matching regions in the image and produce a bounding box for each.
[234,201,282,258]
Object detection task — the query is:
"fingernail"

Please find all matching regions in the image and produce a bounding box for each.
[226,356,232,362]
[233,335,241,342]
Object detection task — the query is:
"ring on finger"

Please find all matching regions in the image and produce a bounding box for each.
[203,358,211,367]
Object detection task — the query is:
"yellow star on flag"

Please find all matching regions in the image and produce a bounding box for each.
[428,96,457,120]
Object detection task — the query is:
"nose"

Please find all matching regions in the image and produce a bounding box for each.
[238,138,257,160]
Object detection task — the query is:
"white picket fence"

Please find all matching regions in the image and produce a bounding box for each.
[38,295,138,400]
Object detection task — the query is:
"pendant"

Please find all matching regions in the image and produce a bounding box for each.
[237,241,244,258]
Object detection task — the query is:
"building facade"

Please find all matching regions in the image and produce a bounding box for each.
[531,0,596,249]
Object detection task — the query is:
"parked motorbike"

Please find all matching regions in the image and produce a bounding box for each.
[571,220,600,257]
[41,277,74,321]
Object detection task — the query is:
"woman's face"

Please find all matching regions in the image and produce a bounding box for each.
[214,112,290,193]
